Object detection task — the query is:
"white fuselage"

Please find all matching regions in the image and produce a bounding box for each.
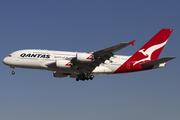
[3,49,130,75]
[2,29,174,80]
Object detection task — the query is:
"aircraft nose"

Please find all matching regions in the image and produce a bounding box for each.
[3,57,9,65]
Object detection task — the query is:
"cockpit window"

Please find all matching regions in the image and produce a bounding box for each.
[8,55,12,57]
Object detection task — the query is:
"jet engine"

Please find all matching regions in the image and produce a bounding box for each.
[76,53,93,62]
[56,60,71,68]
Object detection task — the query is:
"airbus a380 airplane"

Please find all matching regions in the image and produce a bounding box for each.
[3,29,175,81]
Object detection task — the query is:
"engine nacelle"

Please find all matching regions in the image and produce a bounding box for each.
[53,71,68,78]
[76,53,93,62]
[56,60,71,68]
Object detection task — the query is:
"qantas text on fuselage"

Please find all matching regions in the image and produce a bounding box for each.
[3,29,175,81]
[20,53,50,58]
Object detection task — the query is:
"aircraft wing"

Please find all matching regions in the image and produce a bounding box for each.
[71,40,135,73]
[94,40,135,53]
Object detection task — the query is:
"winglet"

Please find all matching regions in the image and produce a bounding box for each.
[129,40,135,46]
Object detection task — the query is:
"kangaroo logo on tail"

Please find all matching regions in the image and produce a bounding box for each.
[133,39,168,66]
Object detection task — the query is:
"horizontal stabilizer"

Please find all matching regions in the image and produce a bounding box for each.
[140,57,176,67]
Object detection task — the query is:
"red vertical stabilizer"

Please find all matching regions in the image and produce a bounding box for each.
[114,29,173,73]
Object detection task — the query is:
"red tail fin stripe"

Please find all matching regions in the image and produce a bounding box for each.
[129,29,173,62]
[114,29,173,73]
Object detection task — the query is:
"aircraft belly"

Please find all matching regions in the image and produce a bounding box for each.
[92,66,113,75]
[12,59,42,69]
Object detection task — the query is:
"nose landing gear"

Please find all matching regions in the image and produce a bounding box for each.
[11,67,15,75]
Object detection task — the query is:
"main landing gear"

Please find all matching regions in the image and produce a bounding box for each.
[76,73,94,81]
[11,67,15,75]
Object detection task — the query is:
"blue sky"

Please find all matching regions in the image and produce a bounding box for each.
[0,0,180,120]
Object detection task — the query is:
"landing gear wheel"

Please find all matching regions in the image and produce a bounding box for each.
[76,78,79,81]
[86,75,90,80]
[90,75,94,80]
[76,74,94,81]
[78,73,86,80]
[12,71,15,75]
